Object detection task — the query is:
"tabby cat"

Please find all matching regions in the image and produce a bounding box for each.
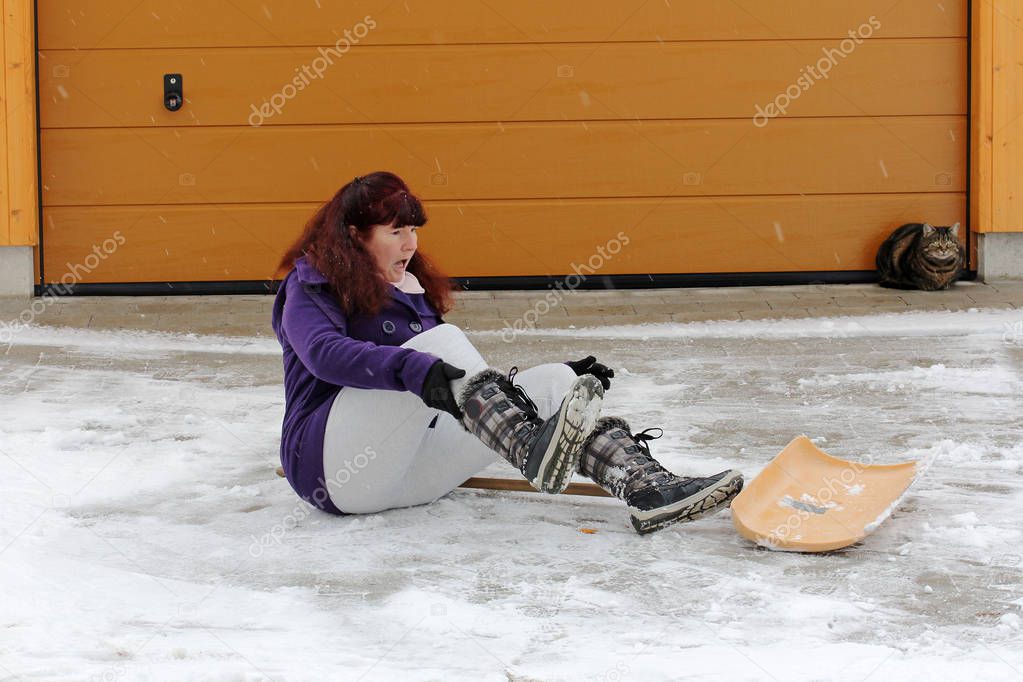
[875,222,965,291]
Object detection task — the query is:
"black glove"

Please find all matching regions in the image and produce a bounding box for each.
[421,360,467,419]
[566,355,614,390]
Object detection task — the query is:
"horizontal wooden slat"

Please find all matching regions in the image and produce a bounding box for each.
[41,193,965,282]
[992,0,1023,232]
[38,40,966,128]
[0,7,8,246]
[40,117,966,206]
[972,0,993,235]
[38,0,966,49]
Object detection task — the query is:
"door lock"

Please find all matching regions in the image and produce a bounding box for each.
[164,73,183,111]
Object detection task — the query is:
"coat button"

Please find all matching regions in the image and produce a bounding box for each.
[409,321,423,333]
[382,320,396,334]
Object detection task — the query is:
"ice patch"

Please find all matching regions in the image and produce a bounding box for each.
[5,324,280,356]
[472,309,1023,341]
[797,364,1022,397]
[3,304,1021,678]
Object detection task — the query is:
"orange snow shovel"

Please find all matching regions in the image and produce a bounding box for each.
[730,436,918,553]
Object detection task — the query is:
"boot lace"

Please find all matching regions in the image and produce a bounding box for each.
[504,366,539,415]
[622,427,674,488]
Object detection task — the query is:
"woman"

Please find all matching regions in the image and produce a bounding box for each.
[271,172,743,534]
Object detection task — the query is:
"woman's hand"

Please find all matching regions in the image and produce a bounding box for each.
[420,360,467,419]
[566,355,614,390]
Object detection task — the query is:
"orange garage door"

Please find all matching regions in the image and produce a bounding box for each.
[37,0,968,288]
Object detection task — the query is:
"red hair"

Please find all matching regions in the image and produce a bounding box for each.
[276,171,456,317]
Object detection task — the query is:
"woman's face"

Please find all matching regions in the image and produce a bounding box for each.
[358,222,418,282]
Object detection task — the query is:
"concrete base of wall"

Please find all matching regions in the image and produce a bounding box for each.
[0,246,34,297]
[978,233,1023,281]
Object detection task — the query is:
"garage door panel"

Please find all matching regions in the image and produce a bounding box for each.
[42,193,965,283]
[41,117,966,206]
[39,0,965,49]
[39,40,966,128]
[38,1,969,285]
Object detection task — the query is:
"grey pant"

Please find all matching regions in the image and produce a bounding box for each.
[322,323,579,514]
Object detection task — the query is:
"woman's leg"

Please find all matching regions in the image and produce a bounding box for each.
[391,360,580,509]
[322,323,583,513]
[578,416,744,534]
[322,323,490,514]
[320,384,435,514]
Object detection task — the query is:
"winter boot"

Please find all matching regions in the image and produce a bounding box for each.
[458,367,604,494]
[579,417,744,534]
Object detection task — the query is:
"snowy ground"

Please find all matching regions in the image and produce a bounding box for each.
[2,309,1022,681]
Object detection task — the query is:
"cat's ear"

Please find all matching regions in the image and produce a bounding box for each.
[922,223,935,236]
[950,222,961,237]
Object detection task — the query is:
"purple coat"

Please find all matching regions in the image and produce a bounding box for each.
[271,256,443,514]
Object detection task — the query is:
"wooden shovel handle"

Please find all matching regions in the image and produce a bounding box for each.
[274,466,611,498]
[460,477,612,497]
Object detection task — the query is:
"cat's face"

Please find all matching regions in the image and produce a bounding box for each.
[921,223,962,262]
